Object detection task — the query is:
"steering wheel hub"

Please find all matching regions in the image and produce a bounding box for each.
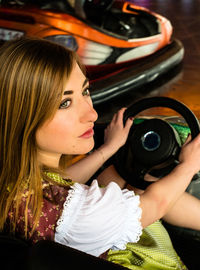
[130,118,181,167]
[141,131,161,151]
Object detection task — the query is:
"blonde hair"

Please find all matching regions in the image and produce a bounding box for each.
[0,37,80,236]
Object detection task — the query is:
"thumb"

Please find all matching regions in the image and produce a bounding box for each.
[183,133,191,146]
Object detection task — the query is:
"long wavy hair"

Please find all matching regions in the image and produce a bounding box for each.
[0,37,81,236]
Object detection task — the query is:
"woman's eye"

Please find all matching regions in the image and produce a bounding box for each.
[83,88,90,96]
[59,99,71,109]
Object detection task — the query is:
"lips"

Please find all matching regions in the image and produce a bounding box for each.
[79,128,94,138]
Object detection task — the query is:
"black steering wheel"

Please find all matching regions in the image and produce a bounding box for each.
[114,97,200,190]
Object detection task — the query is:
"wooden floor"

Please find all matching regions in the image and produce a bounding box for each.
[96,0,200,122]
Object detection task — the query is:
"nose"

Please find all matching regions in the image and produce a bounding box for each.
[79,98,98,123]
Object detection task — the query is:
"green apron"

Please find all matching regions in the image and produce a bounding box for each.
[107,221,187,270]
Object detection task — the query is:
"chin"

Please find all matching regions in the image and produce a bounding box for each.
[82,140,95,154]
[72,139,94,155]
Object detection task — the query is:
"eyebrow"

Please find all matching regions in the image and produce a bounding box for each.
[83,78,89,88]
[63,78,89,95]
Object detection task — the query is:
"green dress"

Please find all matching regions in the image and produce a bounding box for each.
[107,220,187,270]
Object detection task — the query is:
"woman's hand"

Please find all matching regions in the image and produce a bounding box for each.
[179,133,200,174]
[102,108,133,155]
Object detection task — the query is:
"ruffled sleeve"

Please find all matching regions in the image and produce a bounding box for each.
[55,180,142,257]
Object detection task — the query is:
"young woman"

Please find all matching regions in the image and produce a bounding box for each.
[1,37,200,269]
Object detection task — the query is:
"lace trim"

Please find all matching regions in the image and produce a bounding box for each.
[113,190,142,250]
[55,183,85,236]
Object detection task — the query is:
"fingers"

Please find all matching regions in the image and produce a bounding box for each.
[111,112,117,123]
[124,116,133,130]
[179,133,200,172]
[104,107,134,150]
[183,133,191,146]
[111,107,126,124]
[190,133,200,148]
[108,107,133,133]
[183,133,200,148]
[113,107,133,123]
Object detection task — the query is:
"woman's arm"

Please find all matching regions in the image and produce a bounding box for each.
[162,191,200,230]
[64,108,133,183]
[139,133,200,228]
[98,134,200,230]
[139,162,196,228]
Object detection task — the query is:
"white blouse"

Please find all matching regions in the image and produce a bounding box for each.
[55,180,142,257]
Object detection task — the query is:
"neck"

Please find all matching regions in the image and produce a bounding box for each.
[37,150,61,168]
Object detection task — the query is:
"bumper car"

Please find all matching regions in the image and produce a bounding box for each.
[1,97,200,269]
[0,0,184,104]
[94,96,200,269]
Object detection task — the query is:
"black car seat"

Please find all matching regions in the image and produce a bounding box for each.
[0,233,126,270]
[0,234,29,270]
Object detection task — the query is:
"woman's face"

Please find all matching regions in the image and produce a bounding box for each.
[36,62,98,167]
